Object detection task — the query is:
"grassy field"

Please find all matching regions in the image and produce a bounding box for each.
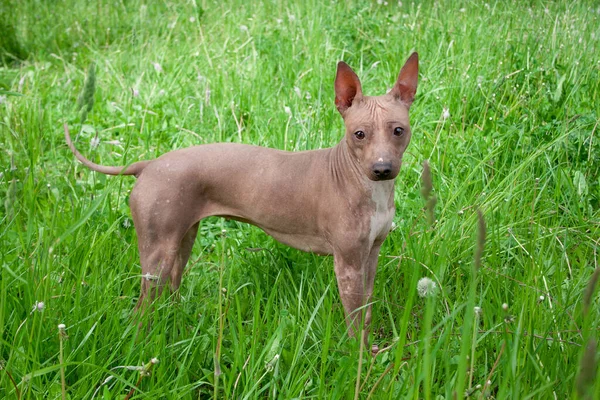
[1,0,600,398]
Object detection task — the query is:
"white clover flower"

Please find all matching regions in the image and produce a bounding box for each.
[502,303,508,311]
[474,306,482,316]
[58,323,66,331]
[151,358,159,364]
[189,16,196,23]
[284,106,292,116]
[90,136,100,150]
[152,62,163,73]
[417,277,437,298]
[239,25,248,32]
[132,88,140,97]
[32,301,45,312]
[442,107,450,120]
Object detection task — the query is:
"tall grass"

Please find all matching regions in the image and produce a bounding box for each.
[1,0,599,398]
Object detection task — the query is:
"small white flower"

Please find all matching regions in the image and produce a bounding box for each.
[288,14,296,22]
[474,306,482,316]
[189,16,196,23]
[417,277,437,298]
[539,295,545,302]
[265,354,280,371]
[132,88,140,97]
[459,8,466,12]
[151,358,159,364]
[168,22,176,29]
[158,89,165,96]
[58,323,66,331]
[123,218,131,228]
[152,62,163,73]
[276,18,283,24]
[90,136,100,150]
[143,273,158,281]
[294,86,302,98]
[32,301,45,312]
[284,106,292,116]
[442,107,450,120]
[239,25,248,32]
[502,303,508,311]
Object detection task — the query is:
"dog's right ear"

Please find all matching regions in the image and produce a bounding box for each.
[335,62,363,115]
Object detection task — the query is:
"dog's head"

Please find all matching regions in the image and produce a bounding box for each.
[335,53,418,181]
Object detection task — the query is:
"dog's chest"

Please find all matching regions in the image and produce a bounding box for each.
[368,181,395,244]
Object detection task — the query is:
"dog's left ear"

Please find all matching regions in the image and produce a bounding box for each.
[390,52,419,107]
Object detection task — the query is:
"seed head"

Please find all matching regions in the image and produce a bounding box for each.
[417,277,437,298]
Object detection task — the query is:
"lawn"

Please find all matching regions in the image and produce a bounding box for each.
[1,0,599,398]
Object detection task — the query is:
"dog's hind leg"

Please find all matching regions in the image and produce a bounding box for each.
[170,221,200,290]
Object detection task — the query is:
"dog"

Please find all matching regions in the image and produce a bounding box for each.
[64,52,418,352]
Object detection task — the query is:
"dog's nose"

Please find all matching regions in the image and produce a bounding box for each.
[372,162,392,179]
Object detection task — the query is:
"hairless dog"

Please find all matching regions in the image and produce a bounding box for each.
[65,52,418,353]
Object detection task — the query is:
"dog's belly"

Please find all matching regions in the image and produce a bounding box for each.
[213,213,333,255]
[261,228,333,255]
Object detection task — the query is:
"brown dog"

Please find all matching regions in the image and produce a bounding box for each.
[65,53,418,351]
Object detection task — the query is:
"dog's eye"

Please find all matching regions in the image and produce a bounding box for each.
[393,127,404,136]
[354,130,365,140]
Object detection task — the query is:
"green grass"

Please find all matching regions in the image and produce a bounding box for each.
[1,0,600,398]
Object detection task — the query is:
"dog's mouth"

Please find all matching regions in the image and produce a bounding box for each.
[369,173,397,182]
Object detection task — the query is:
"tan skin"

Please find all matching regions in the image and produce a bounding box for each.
[64,52,419,353]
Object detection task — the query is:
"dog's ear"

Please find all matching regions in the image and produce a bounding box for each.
[335,62,363,115]
[390,52,418,107]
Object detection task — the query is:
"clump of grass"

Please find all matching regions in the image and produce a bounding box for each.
[0,8,27,64]
[583,267,600,317]
[421,160,437,226]
[123,358,160,400]
[58,324,67,400]
[76,62,96,126]
[1,0,599,398]
[576,338,597,400]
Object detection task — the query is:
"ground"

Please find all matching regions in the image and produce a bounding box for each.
[1,0,599,398]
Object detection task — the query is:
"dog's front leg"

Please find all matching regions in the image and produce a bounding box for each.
[333,250,369,341]
[364,244,382,354]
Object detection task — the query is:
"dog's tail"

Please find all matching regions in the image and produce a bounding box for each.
[64,123,150,177]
